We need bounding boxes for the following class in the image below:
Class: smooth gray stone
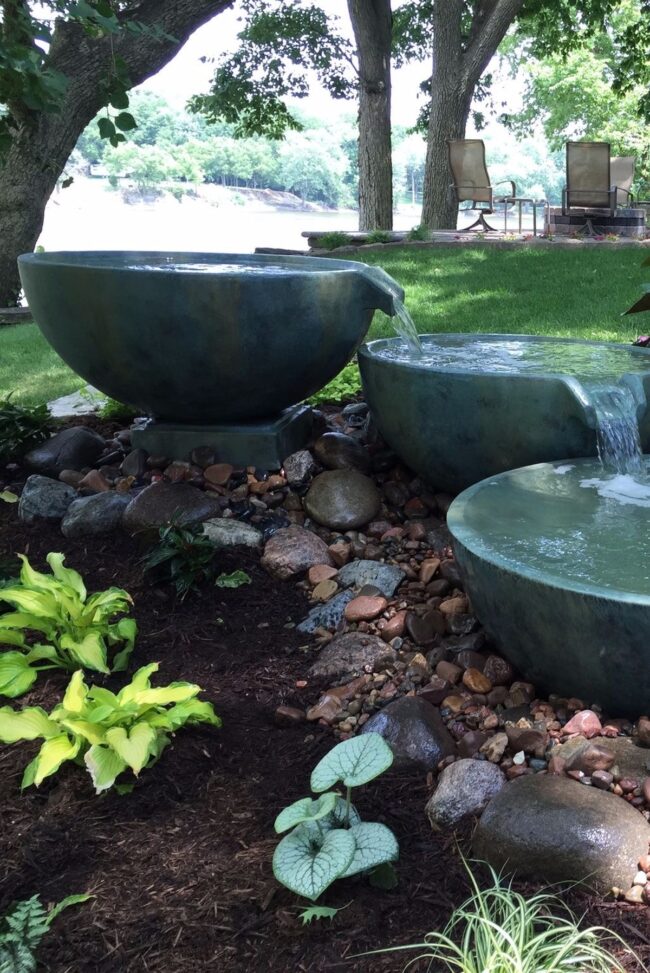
[18,475,77,524]
[336,559,405,597]
[298,589,356,634]
[122,481,220,534]
[308,631,393,679]
[61,492,129,537]
[473,774,650,893]
[202,518,263,548]
[19,251,402,424]
[25,426,105,477]
[261,525,333,580]
[313,432,371,473]
[304,469,381,531]
[361,697,456,771]
[426,758,506,830]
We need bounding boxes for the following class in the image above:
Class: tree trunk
[0,0,233,307]
[421,0,525,230]
[347,0,393,230]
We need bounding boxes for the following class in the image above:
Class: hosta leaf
[87,686,120,709]
[0,628,28,648]
[26,643,60,663]
[84,744,128,793]
[0,611,55,635]
[339,822,399,879]
[310,733,393,793]
[58,718,105,745]
[154,698,221,730]
[105,722,157,774]
[133,683,200,707]
[116,662,158,703]
[84,587,132,622]
[0,651,38,698]
[30,733,81,787]
[18,554,64,596]
[109,617,136,671]
[273,824,355,901]
[274,792,338,834]
[62,669,89,713]
[0,705,59,742]
[0,586,59,618]
[60,631,109,672]
[46,553,87,600]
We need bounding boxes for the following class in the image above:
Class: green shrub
[407,224,429,242]
[0,893,90,973]
[0,663,221,792]
[308,362,361,405]
[317,231,349,251]
[367,861,642,972]
[0,553,136,698]
[366,230,391,244]
[99,397,138,420]
[142,523,217,598]
[273,733,398,902]
[0,397,52,462]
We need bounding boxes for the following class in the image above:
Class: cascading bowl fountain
[359,333,650,493]
[447,458,650,715]
[18,250,402,466]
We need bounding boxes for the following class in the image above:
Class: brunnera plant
[272,733,398,902]
[0,553,136,698]
[0,663,221,793]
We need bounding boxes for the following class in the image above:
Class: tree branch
[462,0,524,86]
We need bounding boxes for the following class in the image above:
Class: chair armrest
[494,180,516,197]
[613,185,634,204]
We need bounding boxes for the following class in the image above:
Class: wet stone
[305,470,381,531]
[18,475,77,524]
[25,426,106,477]
[427,759,506,830]
[308,632,394,680]
[406,610,446,646]
[202,519,263,548]
[122,482,220,534]
[283,449,317,485]
[61,492,129,537]
[121,447,149,478]
[297,590,356,634]
[361,696,456,772]
[261,525,333,580]
[344,595,388,622]
[336,559,405,597]
[313,432,371,473]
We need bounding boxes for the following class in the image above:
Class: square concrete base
[131,405,313,469]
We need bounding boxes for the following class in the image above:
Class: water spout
[358,265,422,355]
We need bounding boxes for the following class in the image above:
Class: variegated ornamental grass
[0,663,221,793]
[0,553,136,697]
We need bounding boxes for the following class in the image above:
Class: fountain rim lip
[17,249,377,277]
[359,332,650,383]
[447,457,650,606]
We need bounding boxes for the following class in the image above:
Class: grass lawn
[1,245,647,406]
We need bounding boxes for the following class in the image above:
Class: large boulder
[261,525,333,580]
[361,697,456,772]
[61,492,130,537]
[25,426,106,476]
[473,774,650,893]
[308,631,393,679]
[122,482,220,534]
[426,759,506,831]
[18,475,77,524]
[304,470,381,530]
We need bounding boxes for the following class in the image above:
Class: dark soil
[0,508,648,973]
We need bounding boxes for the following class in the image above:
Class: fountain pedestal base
[131,404,313,469]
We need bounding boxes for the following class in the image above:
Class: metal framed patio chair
[611,155,635,206]
[562,141,615,217]
[447,139,516,232]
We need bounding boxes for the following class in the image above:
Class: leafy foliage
[215,570,252,589]
[317,231,349,251]
[272,733,398,901]
[308,363,361,405]
[0,397,52,463]
[407,224,429,242]
[0,893,90,973]
[298,905,340,925]
[0,553,136,698]
[142,523,219,598]
[367,860,640,972]
[98,397,137,420]
[366,230,392,245]
[0,663,221,792]
[624,253,650,315]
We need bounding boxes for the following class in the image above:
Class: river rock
[474,774,650,892]
[313,432,371,473]
[309,631,393,679]
[25,426,106,476]
[554,736,650,785]
[122,481,220,534]
[61,492,129,537]
[261,525,333,580]
[336,559,405,597]
[18,475,77,524]
[426,759,506,830]
[344,595,388,622]
[304,470,380,530]
[361,697,456,771]
[297,589,356,634]
[202,518,263,548]
[283,449,316,485]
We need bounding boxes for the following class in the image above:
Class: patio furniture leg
[464,211,498,232]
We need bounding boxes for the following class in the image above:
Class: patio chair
[611,155,635,207]
[447,139,516,232]
[562,141,615,217]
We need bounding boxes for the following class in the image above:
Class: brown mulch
[0,509,648,973]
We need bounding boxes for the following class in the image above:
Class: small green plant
[308,362,361,405]
[0,553,136,698]
[365,861,642,972]
[142,523,218,598]
[0,892,91,973]
[407,224,429,242]
[0,397,53,463]
[0,490,17,503]
[366,230,392,244]
[215,569,251,589]
[0,663,221,792]
[99,397,137,420]
[317,231,349,251]
[272,733,398,902]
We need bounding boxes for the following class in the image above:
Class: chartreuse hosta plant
[272,733,398,905]
[0,663,221,793]
[0,553,136,698]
